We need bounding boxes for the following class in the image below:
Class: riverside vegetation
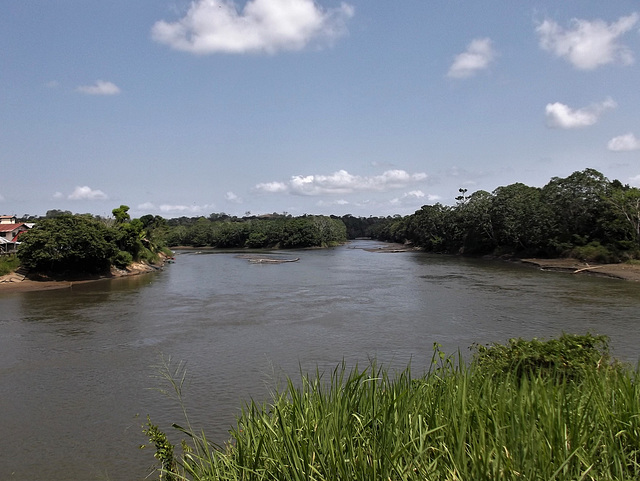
[9,168,640,278]
[12,209,347,277]
[143,334,640,481]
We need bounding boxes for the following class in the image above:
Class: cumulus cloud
[608,133,640,152]
[256,169,427,196]
[67,186,108,200]
[316,199,350,207]
[255,181,289,193]
[390,191,441,206]
[447,38,495,78]
[545,97,616,128]
[225,191,243,203]
[159,204,214,213]
[137,202,215,213]
[76,80,121,95]
[137,202,156,211]
[151,0,354,55]
[536,13,639,70]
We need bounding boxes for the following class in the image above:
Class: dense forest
[16,206,169,274]
[162,213,347,249]
[367,168,640,262]
[14,208,347,275]
[11,168,640,275]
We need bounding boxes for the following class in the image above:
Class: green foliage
[570,241,618,263]
[112,250,133,269]
[471,333,612,381]
[145,338,640,481]
[0,254,21,276]
[141,416,177,481]
[372,168,640,261]
[112,205,131,224]
[17,215,118,274]
[16,209,168,275]
[162,215,346,249]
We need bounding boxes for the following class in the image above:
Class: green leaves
[17,215,117,274]
[144,339,640,480]
[373,168,640,260]
[16,209,167,275]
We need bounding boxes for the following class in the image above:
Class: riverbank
[0,260,164,293]
[363,242,640,282]
[519,258,640,282]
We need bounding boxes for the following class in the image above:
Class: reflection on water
[1,241,639,481]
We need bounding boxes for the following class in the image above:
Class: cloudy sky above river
[2,1,640,218]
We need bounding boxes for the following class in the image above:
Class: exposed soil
[0,260,165,293]
[518,258,640,282]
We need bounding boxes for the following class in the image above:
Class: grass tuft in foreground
[0,254,20,276]
[144,334,640,481]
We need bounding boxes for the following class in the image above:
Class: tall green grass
[0,254,20,276]
[144,336,640,481]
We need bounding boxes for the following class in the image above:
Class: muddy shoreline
[0,261,163,293]
[3,247,640,294]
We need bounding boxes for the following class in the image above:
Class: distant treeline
[15,210,349,274]
[367,168,640,262]
[15,168,640,268]
[162,214,347,248]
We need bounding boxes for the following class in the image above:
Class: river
[1,240,639,481]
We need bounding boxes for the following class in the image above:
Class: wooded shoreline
[3,247,640,294]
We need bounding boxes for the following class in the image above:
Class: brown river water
[1,240,639,480]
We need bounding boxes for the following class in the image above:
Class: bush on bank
[143,334,640,481]
[0,254,20,276]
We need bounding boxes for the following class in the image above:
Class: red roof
[0,223,25,233]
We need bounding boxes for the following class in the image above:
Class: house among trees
[0,215,30,254]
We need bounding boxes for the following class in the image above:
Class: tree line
[17,206,168,275]
[13,168,640,275]
[368,168,640,262]
[163,214,347,249]
[15,209,347,275]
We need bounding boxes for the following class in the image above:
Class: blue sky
[2,1,640,218]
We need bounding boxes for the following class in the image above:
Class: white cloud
[137,202,156,211]
[76,80,121,95]
[254,181,289,193]
[225,191,243,203]
[152,0,354,55]
[390,190,441,206]
[545,97,616,128]
[405,190,426,199]
[447,38,495,78]
[256,169,427,196]
[68,186,108,200]
[53,192,64,199]
[316,199,349,207]
[629,175,640,187]
[608,133,640,152]
[536,13,639,70]
[159,204,214,213]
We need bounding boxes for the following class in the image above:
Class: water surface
[1,241,639,480]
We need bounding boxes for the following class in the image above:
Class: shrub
[112,250,133,269]
[144,342,640,481]
[17,215,118,274]
[0,255,20,276]
[471,333,612,381]
[570,241,617,263]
